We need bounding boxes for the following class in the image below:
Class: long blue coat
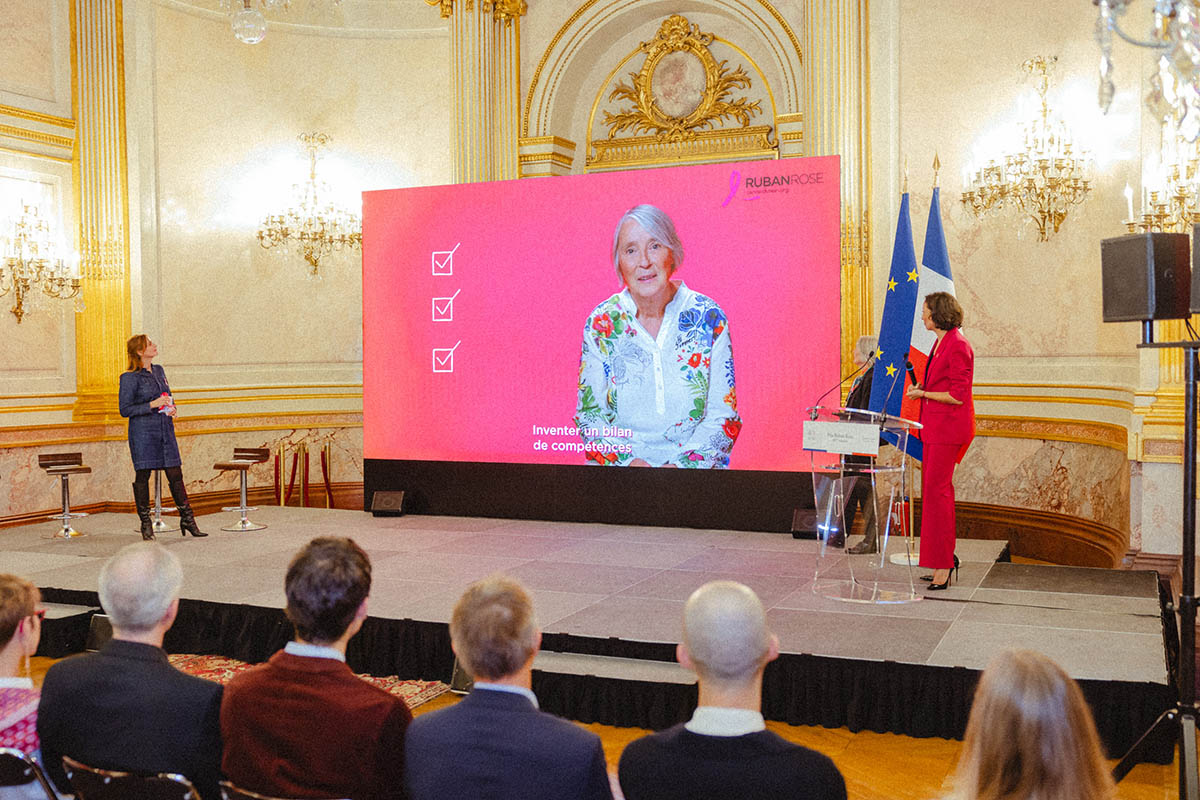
[118,365,182,470]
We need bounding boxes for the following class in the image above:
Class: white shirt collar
[0,677,34,689]
[284,640,346,662]
[684,706,766,737]
[472,681,539,709]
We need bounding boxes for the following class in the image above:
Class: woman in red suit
[906,292,975,591]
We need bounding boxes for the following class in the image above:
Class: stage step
[534,650,696,685]
[36,602,100,658]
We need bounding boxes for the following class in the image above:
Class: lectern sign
[802,421,880,457]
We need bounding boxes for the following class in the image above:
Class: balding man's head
[98,542,182,634]
[680,581,775,686]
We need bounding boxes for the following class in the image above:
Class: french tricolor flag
[869,187,957,462]
[907,187,957,443]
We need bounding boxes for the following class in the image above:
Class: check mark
[431,289,462,322]
[431,243,460,276]
[432,341,462,373]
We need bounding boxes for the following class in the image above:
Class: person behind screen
[843,335,879,554]
[949,649,1114,800]
[119,334,207,540]
[575,204,741,468]
[904,292,974,590]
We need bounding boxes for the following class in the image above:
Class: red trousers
[919,443,961,570]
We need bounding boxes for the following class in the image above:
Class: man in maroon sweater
[220,537,412,800]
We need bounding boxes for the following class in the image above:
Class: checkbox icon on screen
[432,341,461,373]
[431,243,460,276]
[432,289,461,322]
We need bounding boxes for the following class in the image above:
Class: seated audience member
[0,575,51,800]
[0,574,42,753]
[619,581,846,800]
[951,649,1114,800]
[405,576,612,800]
[220,537,411,800]
[37,543,222,800]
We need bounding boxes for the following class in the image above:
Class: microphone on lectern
[809,350,877,420]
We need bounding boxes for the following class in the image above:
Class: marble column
[803,0,871,370]
[73,0,131,421]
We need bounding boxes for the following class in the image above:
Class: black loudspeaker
[790,508,816,539]
[1192,225,1200,314]
[1101,232,1191,322]
[449,657,474,695]
[370,490,405,517]
[85,614,112,652]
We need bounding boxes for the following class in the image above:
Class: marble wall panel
[953,437,1130,535]
[0,421,363,518]
[143,3,450,388]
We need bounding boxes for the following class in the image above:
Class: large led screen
[363,157,842,472]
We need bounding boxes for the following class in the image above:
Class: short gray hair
[855,335,878,363]
[611,204,684,275]
[98,542,183,633]
[450,575,538,681]
[682,581,770,684]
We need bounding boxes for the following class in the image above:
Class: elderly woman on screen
[575,204,741,468]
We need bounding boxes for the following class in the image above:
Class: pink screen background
[363,156,842,471]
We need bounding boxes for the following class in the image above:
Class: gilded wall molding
[0,124,74,151]
[974,415,1128,452]
[585,15,777,171]
[72,0,133,422]
[425,0,527,24]
[0,104,75,129]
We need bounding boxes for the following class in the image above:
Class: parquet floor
[414,692,1182,800]
[29,657,1181,800]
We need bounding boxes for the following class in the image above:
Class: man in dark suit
[405,576,613,800]
[618,581,846,800]
[220,537,411,800]
[37,542,222,799]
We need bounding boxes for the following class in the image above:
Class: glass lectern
[803,405,922,604]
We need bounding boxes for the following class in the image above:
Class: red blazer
[220,651,412,800]
[919,327,975,453]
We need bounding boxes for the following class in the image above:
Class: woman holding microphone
[119,334,208,540]
[906,292,974,591]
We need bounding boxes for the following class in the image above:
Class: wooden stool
[214,448,270,531]
[39,452,91,539]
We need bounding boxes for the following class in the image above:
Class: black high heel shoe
[921,554,959,583]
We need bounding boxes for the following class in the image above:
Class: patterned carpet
[168,654,450,709]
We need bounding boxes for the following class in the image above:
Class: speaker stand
[1113,340,1199,800]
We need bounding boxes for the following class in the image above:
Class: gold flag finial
[903,155,909,194]
[933,153,941,187]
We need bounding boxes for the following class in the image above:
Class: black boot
[167,475,208,538]
[133,481,155,541]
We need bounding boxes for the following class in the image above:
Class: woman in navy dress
[119,334,207,540]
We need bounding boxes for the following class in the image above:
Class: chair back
[220,779,350,800]
[38,453,83,469]
[232,448,270,464]
[62,755,200,800]
[0,748,58,799]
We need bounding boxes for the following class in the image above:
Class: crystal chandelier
[1126,122,1200,232]
[220,0,343,45]
[257,132,362,277]
[961,57,1094,242]
[1095,0,1200,141]
[0,204,81,323]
